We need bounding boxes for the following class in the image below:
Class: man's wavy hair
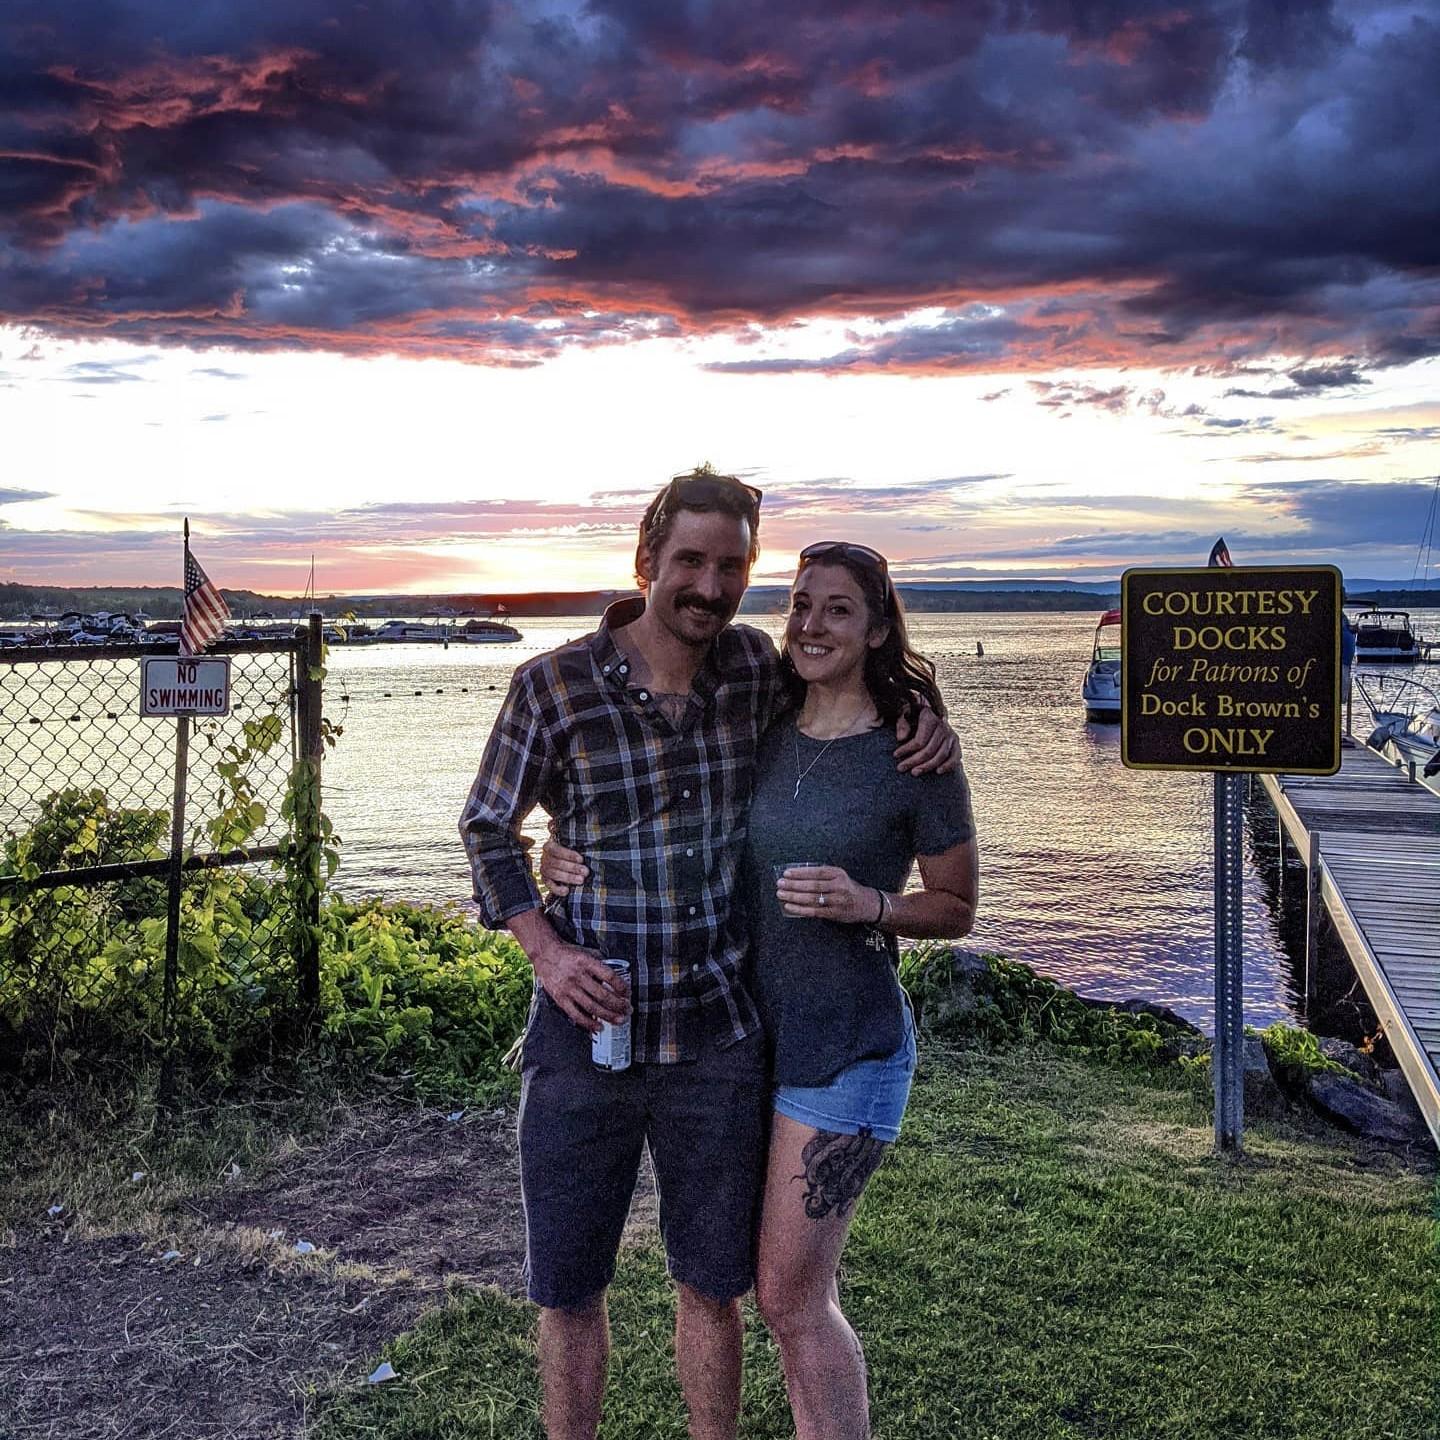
[779,552,945,728]
[634,465,762,591]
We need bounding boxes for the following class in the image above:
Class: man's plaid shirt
[460,597,782,1063]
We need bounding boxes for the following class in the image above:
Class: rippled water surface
[323,608,1440,1034]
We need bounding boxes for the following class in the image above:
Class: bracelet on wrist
[872,888,888,926]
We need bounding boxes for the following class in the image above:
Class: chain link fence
[0,628,324,1097]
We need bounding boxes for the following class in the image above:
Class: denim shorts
[772,1002,917,1143]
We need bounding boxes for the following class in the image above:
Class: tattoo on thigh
[794,1129,887,1221]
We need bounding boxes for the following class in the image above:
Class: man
[460,469,954,1440]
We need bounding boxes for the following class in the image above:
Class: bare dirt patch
[0,1230,423,1439]
[198,1105,529,1289]
[0,1101,640,1439]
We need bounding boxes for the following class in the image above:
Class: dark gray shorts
[517,989,768,1310]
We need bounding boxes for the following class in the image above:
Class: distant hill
[1,580,1116,619]
[3,574,1435,621]
[738,586,1115,614]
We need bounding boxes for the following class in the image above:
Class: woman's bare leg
[754,1112,888,1440]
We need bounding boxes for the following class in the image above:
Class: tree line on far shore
[5,580,1437,623]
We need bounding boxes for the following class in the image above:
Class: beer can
[591,959,632,1071]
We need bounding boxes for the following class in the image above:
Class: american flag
[180,545,230,656]
[1208,536,1233,568]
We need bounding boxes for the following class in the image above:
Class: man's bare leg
[675,1283,743,1440]
[538,1293,609,1440]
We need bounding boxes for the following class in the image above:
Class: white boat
[1082,609,1122,722]
[374,620,450,643]
[1354,671,1440,782]
[458,619,522,643]
[1351,608,1421,663]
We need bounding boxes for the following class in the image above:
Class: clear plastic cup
[772,862,821,917]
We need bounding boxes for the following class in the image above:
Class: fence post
[296,614,324,1028]
[158,713,191,1113]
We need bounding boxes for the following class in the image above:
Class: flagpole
[159,518,192,1112]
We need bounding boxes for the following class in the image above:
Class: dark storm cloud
[1235,476,1440,548]
[1190,414,1281,436]
[1,2,1437,371]
[1223,359,1375,401]
[1028,380,1134,413]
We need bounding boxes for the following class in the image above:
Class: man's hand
[540,837,590,897]
[532,940,630,1035]
[894,706,961,775]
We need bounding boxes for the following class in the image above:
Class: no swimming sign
[1121,566,1342,775]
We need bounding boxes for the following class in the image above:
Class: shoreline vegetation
[2,877,1436,1436]
[5,580,1439,621]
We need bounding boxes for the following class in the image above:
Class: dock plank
[1260,744,1440,1146]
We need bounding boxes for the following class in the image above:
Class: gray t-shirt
[742,714,975,1087]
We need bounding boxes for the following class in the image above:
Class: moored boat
[374,620,450,643]
[1082,609,1122,722]
[458,618,522,643]
[1351,608,1421,663]
[1354,671,1440,782]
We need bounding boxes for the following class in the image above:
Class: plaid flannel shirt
[460,597,782,1063]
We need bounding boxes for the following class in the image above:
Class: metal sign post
[1213,772,1245,1150]
[1121,564,1342,1156]
[142,653,230,1111]
[157,712,190,1113]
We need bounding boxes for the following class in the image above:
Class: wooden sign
[140,656,232,716]
[1121,566,1341,774]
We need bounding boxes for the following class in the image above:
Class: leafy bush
[318,896,532,1103]
[1,783,534,1102]
[1256,1021,1355,1087]
[900,943,1190,1066]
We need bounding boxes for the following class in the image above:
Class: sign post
[1122,565,1342,1153]
[1213,771,1245,1150]
[140,654,231,1109]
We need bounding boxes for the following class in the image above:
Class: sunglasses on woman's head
[798,541,889,576]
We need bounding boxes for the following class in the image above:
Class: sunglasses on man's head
[798,541,889,576]
[662,472,763,520]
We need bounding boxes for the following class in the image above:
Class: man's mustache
[674,593,730,618]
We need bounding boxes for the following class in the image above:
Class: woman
[744,540,977,1440]
[541,540,977,1438]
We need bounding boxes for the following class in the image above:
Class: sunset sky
[2,0,1437,594]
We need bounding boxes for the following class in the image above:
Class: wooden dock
[1259,744,1440,1144]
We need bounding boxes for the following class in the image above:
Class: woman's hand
[539,837,590,897]
[775,865,880,924]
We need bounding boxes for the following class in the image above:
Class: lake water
[322,608,1440,1038]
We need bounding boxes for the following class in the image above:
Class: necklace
[792,702,873,800]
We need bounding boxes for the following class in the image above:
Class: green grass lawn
[311,1043,1439,1440]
